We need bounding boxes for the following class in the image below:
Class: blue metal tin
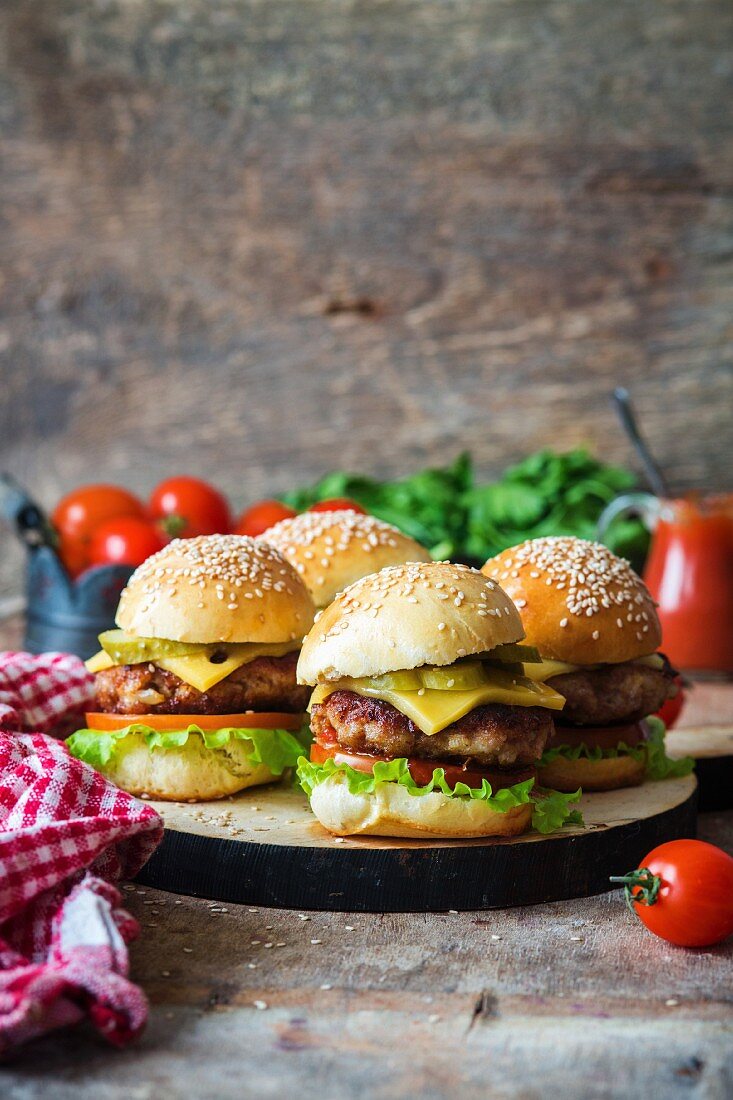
[24,546,132,659]
[1,475,133,659]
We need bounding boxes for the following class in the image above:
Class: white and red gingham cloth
[0,652,163,1053]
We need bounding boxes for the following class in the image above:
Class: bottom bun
[99,731,279,801]
[538,752,645,793]
[308,776,533,838]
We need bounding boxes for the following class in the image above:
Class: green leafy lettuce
[296,755,582,835]
[67,723,303,776]
[282,449,648,569]
[283,453,473,556]
[540,717,694,781]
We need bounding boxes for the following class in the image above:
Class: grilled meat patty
[311,690,552,767]
[94,651,309,715]
[547,661,676,726]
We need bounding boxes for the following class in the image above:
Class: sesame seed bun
[116,535,315,644]
[483,537,661,665]
[538,752,645,793]
[308,773,533,838]
[297,561,524,684]
[260,510,432,609]
[95,729,279,801]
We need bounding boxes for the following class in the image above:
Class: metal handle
[612,388,670,498]
[597,492,662,542]
[0,474,57,549]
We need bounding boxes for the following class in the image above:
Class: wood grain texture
[0,631,729,1097]
[1,1,732,602]
[136,776,697,910]
[4,813,732,1098]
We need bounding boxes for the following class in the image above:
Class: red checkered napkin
[0,653,163,1053]
[0,650,95,734]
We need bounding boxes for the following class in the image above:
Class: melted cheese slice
[154,653,252,693]
[86,650,116,673]
[86,641,297,694]
[310,674,565,737]
[522,658,581,682]
[523,652,664,682]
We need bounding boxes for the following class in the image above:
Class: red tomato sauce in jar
[643,495,733,674]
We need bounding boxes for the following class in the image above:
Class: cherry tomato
[52,485,145,575]
[656,676,686,729]
[235,500,297,537]
[611,839,733,947]
[308,498,366,515]
[53,485,144,544]
[149,477,232,538]
[57,535,92,579]
[89,517,165,569]
[310,742,534,791]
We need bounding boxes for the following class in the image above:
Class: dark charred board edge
[692,755,733,812]
[134,782,698,912]
[666,727,733,812]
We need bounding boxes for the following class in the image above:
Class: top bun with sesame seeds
[297,561,524,684]
[482,537,661,665]
[116,534,316,644]
[260,510,432,610]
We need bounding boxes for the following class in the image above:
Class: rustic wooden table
[3,615,732,1097]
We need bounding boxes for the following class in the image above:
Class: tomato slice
[85,711,303,731]
[550,721,646,752]
[656,676,685,729]
[310,741,535,791]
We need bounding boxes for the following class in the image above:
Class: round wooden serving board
[666,724,733,811]
[134,774,697,911]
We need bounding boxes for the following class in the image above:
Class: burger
[483,536,686,792]
[260,509,432,609]
[67,535,315,800]
[296,561,580,838]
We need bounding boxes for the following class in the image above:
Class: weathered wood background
[5,801,733,1099]
[1,0,732,599]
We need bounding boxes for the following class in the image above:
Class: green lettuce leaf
[296,756,583,833]
[67,723,303,776]
[643,716,695,780]
[281,448,648,569]
[530,787,584,834]
[540,716,694,781]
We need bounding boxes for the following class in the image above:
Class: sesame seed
[485,537,657,634]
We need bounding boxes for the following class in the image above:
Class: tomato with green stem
[149,477,231,538]
[610,839,733,947]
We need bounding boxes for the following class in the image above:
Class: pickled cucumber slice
[419,661,487,690]
[365,669,422,692]
[99,629,211,663]
[98,629,298,666]
[485,642,541,665]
